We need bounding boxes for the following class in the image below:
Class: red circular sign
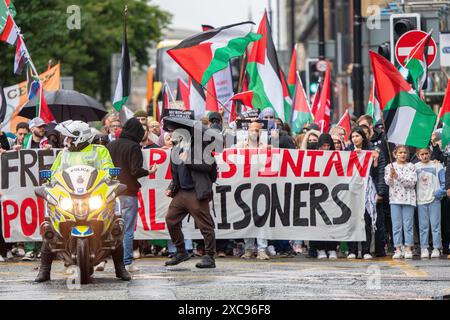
[395,30,437,67]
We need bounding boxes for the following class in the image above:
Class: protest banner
[1,64,60,132]
[1,148,371,242]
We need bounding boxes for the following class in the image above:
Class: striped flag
[189,78,206,120]
[36,84,55,124]
[26,64,40,101]
[0,13,17,45]
[370,51,436,148]
[439,79,450,149]
[291,72,313,134]
[205,76,219,113]
[246,11,285,121]
[176,78,190,110]
[337,109,351,141]
[314,61,331,133]
[287,46,297,96]
[14,36,28,75]
[367,80,381,123]
[405,30,432,92]
[112,28,131,112]
[168,22,262,86]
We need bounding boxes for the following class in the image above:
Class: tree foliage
[0,0,171,103]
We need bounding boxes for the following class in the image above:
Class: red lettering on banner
[323,151,345,177]
[347,151,372,177]
[20,198,37,237]
[137,191,150,231]
[149,149,167,179]
[304,151,324,177]
[2,200,18,239]
[280,150,304,177]
[148,189,165,230]
[258,148,280,177]
[241,148,259,178]
[37,197,45,225]
[221,149,237,179]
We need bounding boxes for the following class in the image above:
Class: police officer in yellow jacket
[35,120,131,282]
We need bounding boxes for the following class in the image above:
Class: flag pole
[201,84,232,115]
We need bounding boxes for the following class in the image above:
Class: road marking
[387,260,428,278]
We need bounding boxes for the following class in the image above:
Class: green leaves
[0,0,171,104]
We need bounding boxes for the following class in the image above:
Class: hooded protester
[258,107,276,130]
[300,129,321,150]
[107,118,157,272]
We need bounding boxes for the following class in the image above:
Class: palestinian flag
[291,72,313,134]
[36,85,55,123]
[167,22,262,86]
[337,109,351,141]
[176,78,190,110]
[370,51,436,148]
[189,78,206,120]
[227,91,253,123]
[314,61,331,133]
[205,76,219,113]
[287,46,297,96]
[281,69,293,123]
[439,79,450,149]
[112,29,131,112]
[0,13,17,45]
[367,80,381,123]
[246,12,285,121]
[405,30,432,92]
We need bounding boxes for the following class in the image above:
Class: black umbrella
[19,89,107,122]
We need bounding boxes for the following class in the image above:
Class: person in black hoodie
[163,117,218,269]
[107,118,157,271]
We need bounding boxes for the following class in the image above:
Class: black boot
[195,255,216,269]
[112,245,131,281]
[165,251,190,266]
[35,242,54,283]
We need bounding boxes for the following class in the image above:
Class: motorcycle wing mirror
[35,186,47,199]
[109,167,121,178]
[40,170,52,181]
[116,184,127,196]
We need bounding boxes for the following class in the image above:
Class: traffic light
[378,42,391,61]
[389,13,421,64]
[306,58,320,99]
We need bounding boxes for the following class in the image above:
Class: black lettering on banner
[309,183,331,226]
[332,184,352,225]
[1,151,19,189]
[38,149,56,171]
[270,183,291,227]
[252,184,270,228]
[20,150,38,187]
[293,183,309,226]
[233,183,252,230]
[216,185,231,230]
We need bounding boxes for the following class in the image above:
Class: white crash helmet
[55,120,94,146]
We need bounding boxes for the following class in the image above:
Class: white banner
[1,149,372,242]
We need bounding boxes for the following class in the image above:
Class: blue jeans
[168,239,193,254]
[391,204,415,248]
[244,238,267,251]
[418,200,442,249]
[119,196,139,266]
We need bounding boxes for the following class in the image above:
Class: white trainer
[317,250,327,260]
[267,245,277,257]
[347,253,357,259]
[363,254,373,260]
[431,249,441,259]
[95,261,107,271]
[328,251,338,260]
[133,249,141,260]
[404,251,413,259]
[0,255,4,262]
[420,248,430,259]
[125,263,140,272]
[392,251,403,259]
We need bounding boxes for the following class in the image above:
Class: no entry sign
[395,30,437,67]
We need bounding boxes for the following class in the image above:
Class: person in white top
[384,145,417,259]
[414,148,447,259]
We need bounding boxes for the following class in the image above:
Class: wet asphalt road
[1,254,450,300]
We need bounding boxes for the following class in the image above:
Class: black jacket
[168,137,217,201]
[107,118,148,196]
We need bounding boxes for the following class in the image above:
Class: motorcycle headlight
[89,195,103,211]
[60,197,73,211]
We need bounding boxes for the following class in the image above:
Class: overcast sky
[150,0,284,49]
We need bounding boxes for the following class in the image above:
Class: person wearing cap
[22,117,51,150]
[20,118,51,261]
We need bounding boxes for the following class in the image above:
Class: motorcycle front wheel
[76,238,91,284]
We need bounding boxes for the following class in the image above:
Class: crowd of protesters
[0,106,449,269]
